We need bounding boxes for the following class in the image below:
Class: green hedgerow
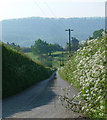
[59,32,106,119]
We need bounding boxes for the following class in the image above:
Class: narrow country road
[2,71,83,118]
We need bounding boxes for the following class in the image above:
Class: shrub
[59,33,106,119]
[2,43,52,98]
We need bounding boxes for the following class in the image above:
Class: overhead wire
[33,0,68,45]
[33,0,67,30]
[33,0,47,18]
[44,1,68,40]
[33,0,61,42]
[33,0,61,29]
[44,2,67,29]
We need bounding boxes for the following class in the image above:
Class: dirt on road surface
[2,71,83,118]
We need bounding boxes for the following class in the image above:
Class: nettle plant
[59,33,106,119]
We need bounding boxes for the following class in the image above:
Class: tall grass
[2,43,52,99]
[59,33,106,119]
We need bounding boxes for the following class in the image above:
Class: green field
[51,51,68,55]
[25,52,39,62]
[25,51,68,68]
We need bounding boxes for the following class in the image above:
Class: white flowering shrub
[59,34,106,119]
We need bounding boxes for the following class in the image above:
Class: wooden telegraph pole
[65,29,74,57]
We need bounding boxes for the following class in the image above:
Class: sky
[0,0,106,21]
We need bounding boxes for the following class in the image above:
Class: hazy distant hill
[2,17,104,47]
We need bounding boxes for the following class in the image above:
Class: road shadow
[2,77,57,118]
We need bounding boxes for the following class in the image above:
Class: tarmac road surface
[2,71,83,118]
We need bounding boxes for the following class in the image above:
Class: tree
[48,44,54,55]
[31,39,63,56]
[52,43,63,51]
[88,36,93,40]
[6,42,20,50]
[93,29,104,39]
[48,43,63,55]
[64,37,79,52]
[31,39,49,55]
[71,37,79,51]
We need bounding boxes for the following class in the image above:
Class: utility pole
[61,50,64,66]
[65,29,74,57]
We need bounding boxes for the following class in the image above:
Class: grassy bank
[2,43,52,99]
[59,33,106,119]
